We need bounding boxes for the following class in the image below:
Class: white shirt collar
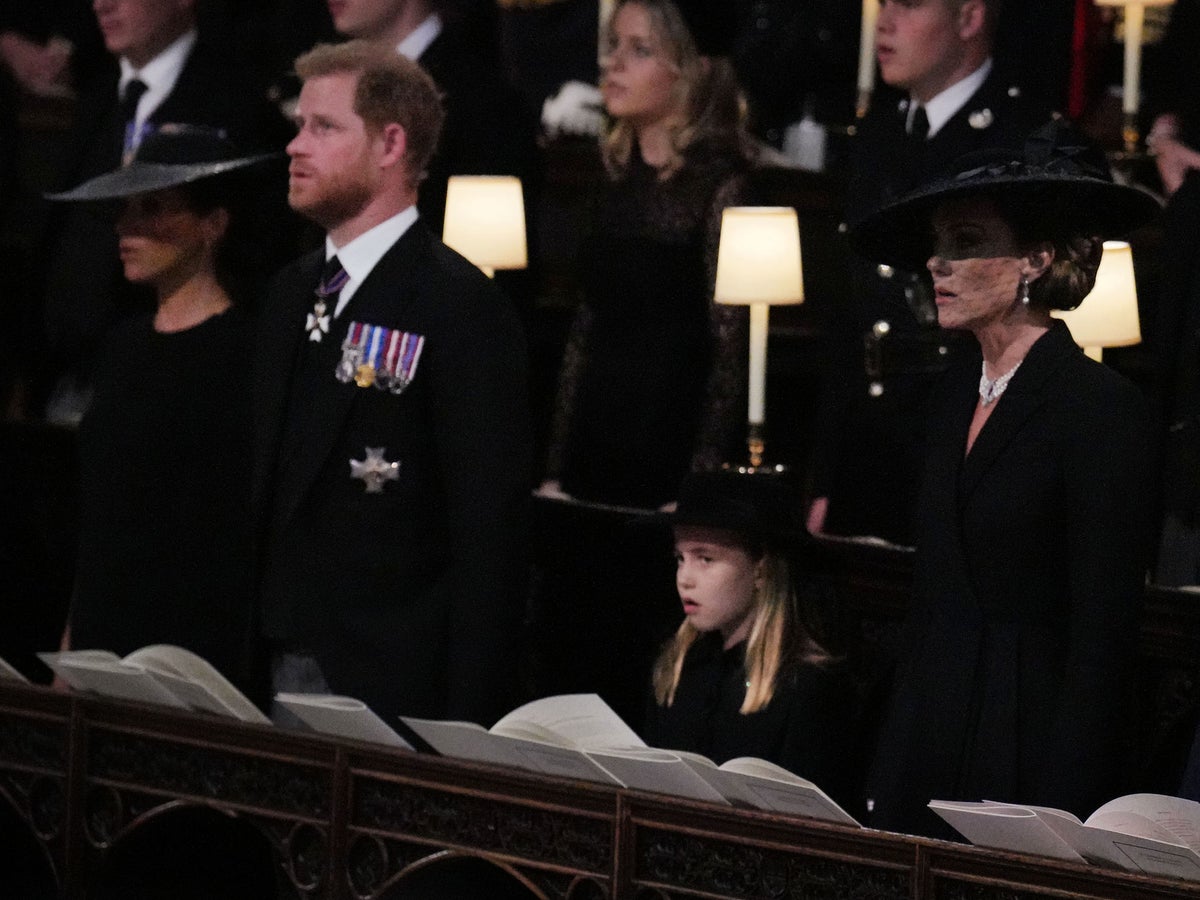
[119,29,197,130]
[325,206,420,318]
[914,58,992,139]
[396,13,442,60]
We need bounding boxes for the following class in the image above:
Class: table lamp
[714,207,804,468]
[442,175,528,278]
[1053,240,1140,362]
[1094,0,1175,153]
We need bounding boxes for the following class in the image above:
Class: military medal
[349,446,400,493]
[336,322,366,382]
[335,321,426,392]
[387,331,425,395]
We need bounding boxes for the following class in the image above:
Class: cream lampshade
[714,207,804,468]
[442,175,528,278]
[1053,240,1141,362]
[1093,0,1175,152]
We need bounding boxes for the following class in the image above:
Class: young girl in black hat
[643,469,858,807]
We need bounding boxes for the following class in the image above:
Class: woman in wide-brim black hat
[855,120,1162,839]
[48,125,278,700]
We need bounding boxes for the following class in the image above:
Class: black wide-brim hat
[851,119,1162,272]
[46,123,278,202]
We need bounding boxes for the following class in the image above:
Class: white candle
[1122,3,1144,116]
[748,303,769,426]
[599,0,616,61]
[857,0,880,97]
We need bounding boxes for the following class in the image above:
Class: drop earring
[1019,274,1030,305]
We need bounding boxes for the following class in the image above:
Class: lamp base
[729,423,789,474]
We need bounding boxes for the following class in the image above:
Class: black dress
[643,631,858,810]
[546,143,749,509]
[867,323,1152,838]
[71,308,257,687]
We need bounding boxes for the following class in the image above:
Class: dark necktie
[910,104,930,141]
[118,78,148,126]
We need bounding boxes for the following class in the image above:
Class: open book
[930,794,1200,880]
[400,693,858,824]
[39,645,269,724]
[675,753,859,826]
[274,693,413,748]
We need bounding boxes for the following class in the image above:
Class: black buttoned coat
[253,222,532,725]
[867,322,1153,837]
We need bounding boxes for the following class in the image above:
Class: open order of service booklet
[273,690,859,825]
[39,645,269,724]
[929,794,1200,880]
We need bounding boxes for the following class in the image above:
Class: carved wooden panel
[352,777,612,875]
[633,826,910,899]
[86,728,331,819]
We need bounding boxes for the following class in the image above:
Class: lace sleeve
[542,301,595,481]
[692,172,750,471]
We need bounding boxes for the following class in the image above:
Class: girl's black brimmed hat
[850,119,1162,272]
[46,123,278,202]
[664,469,817,555]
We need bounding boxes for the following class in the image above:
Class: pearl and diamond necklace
[979,360,1021,405]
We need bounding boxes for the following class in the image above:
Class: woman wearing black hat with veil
[852,121,1161,838]
[48,125,278,698]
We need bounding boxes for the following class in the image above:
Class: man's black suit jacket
[254,221,532,725]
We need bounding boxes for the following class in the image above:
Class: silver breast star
[349,447,400,493]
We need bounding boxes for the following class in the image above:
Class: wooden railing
[2,681,1200,899]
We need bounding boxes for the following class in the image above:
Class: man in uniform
[808,0,1054,543]
[254,40,531,725]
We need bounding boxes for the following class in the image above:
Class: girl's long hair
[600,0,751,179]
[652,547,833,714]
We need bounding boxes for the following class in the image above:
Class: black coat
[253,222,532,725]
[643,632,859,812]
[867,322,1152,837]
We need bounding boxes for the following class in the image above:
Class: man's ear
[378,122,407,168]
[957,0,986,41]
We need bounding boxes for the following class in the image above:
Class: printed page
[490,693,646,750]
[123,645,269,724]
[274,694,412,748]
[1061,816,1200,881]
[583,747,728,803]
[42,657,189,709]
[714,757,858,825]
[1087,794,1200,851]
[928,801,1084,862]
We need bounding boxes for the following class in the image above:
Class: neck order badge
[308,257,347,343]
